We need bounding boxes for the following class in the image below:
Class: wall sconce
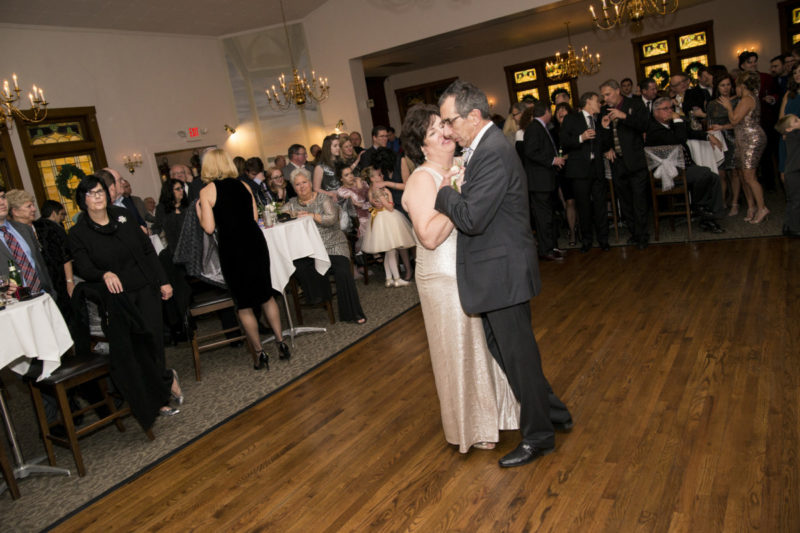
[224,124,236,135]
[735,47,758,57]
[487,97,496,110]
[122,153,142,174]
[334,119,346,134]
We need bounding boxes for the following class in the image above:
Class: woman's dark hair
[334,160,351,179]
[318,134,340,168]
[788,62,800,99]
[518,107,535,131]
[712,73,736,99]
[372,147,396,180]
[554,102,574,122]
[401,104,440,166]
[75,174,111,212]
[233,156,246,176]
[244,157,264,176]
[40,199,64,219]
[158,178,188,211]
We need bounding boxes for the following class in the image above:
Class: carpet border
[42,302,421,532]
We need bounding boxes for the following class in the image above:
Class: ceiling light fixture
[1,72,48,129]
[545,23,601,80]
[589,0,679,31]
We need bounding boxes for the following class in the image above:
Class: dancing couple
[401,81,572,467]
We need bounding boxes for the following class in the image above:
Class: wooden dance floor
[56,237,799,532]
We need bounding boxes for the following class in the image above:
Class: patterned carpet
[0,273,420,532]
[0,186,788,531]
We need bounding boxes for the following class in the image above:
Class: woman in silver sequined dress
[401,104,519,453]
[720,71,769,224]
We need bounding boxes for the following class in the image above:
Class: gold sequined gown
[734,94,767,170]
[412,167,519,453]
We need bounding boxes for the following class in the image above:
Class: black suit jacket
[523,119,558,192]
[435,124,541,314]
[644,118,709,167]
[560,111,602,180]
[0,220,54,296]
[600,96,649,173]
[683,86,711,116]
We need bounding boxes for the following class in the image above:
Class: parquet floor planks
[54,237,799,532]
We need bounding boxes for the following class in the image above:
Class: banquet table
[260,216,331,343]
[0,293,73,498]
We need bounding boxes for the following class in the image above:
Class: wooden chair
[287,276,335,326]
[649,167,692,241]
[186,288,253,381]
[28,351,154,477]
[0,426,20,499]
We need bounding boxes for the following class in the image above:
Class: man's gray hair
[438,80,490,119]
[653,96,672,109]
[599,79,620,91]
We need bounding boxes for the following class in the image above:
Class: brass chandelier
[265,0,329,111]
[545,23,601,80]
[1,73,48,129]
[589,0,679,31]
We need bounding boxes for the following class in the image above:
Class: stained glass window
[642,40,669,58]
[681,55,709,79]
[645,63,671,89]
[514,69,537,83]
[794,33,800,44]
[37,154,94,227]
[793,7,800,24]
[516,88,540,102]
[679,32,707,50]
[27,122,85,145]
[548,83,572,103]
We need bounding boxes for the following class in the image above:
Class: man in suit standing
[523,101,566,261]
[282,144,311,197]
[638,78,659,115]
[357,126,389,172]
[599,79,650,249]
[0,187,54,297]
[435,80,571,468]
[560,92,610,252]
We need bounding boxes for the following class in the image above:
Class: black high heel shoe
[254,351,269,370]
[277,341,291,360]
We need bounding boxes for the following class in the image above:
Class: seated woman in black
[196,149,290,369]
[69,175,183,424]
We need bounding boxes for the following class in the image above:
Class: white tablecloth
[0,293,72,379]
[687,130,726,174]
[262,216,330,291]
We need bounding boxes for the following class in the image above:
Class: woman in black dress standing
[196,149,289,369]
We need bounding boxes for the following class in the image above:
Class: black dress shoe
[540,253,560,262]
[254,351,269,370]
[498,442,555,468]
[600,242,610,251]
[553,418,574,432]
[277,341,291,360]
[784,227,800,238]
[580,242,592,253]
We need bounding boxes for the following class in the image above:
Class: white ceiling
[1,0,711,76]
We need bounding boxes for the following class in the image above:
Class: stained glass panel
[548,83,572,104]
[794,33,800,44]
[513,68,537,84]
[516,88,540,102]
[681,55,709,80]
[642,40,669,58]
[679,31,707,50]
[645,63,671,89]
[793,7,800,24]
[37,154,94,227]
[27,122,85,145]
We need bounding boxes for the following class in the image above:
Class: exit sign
[187,127,200,138]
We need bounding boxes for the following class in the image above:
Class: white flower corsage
[117,215,127,223]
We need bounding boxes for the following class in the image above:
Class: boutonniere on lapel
[117,215,127,224]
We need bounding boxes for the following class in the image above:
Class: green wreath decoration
[649,68,670,90]
[55,164,85,200]
[684,61,705,82]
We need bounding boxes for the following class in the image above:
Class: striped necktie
[0,226,42,293]
[462,147,474,166]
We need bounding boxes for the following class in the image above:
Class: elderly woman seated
[283,168,366,324]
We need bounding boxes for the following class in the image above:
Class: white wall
[382,0,783,127]
[0,24,237,200]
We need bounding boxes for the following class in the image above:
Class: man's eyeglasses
[441,115,463,128]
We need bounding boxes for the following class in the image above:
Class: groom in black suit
[435,81,571,468]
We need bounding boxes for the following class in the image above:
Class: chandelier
[545,23,601,80]
[589,0,679,31]
[265,0,329,111]
[1,73,48,129]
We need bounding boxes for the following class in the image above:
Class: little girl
[360,165,416,287]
